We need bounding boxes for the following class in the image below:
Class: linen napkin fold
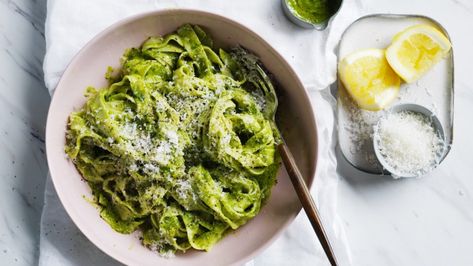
[40,0,361,265]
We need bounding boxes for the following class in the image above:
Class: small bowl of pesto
[282,0,343,30]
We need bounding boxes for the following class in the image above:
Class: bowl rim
[45,8,319,265]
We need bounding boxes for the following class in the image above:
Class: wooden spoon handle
[278,143,338,266]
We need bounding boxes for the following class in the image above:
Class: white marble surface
[0,0,49,265]
[1,0,472,265]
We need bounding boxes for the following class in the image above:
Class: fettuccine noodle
[65,24,280,256]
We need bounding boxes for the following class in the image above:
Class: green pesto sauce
[287,0,336,24]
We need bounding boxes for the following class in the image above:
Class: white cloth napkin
[40,0,361,265]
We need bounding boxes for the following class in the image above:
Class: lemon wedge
[386,24,451,83]
[339,49,401,111]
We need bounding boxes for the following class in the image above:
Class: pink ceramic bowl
[46,9,318,266]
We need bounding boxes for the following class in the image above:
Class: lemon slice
[339,49,401,111]
[386,24,452,83]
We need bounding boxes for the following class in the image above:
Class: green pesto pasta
[65,24,280,256]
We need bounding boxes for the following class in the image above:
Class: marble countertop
[1,0,472,265]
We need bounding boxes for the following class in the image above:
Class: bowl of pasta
[46,9,318,266]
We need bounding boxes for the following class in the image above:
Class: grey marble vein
[450,0,473,13]
[0,0,49,265]
[4,0,45,38]
[5,48,43,82]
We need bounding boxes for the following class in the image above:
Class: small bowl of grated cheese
[373,104,447,178]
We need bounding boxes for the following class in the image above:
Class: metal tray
[337,14,454,174]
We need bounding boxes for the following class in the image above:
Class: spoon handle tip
[278,143,338,266]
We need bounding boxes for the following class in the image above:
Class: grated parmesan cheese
[375,110,444,176]
[153,140,172,164]
[129,163,138,172]
[165,130,179,145]
[175,179,192,200]
[341,94,381,167]
[159,250,175,259]
[143,163,160,174]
